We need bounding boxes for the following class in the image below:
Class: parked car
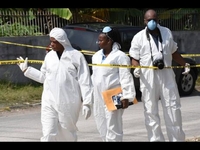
[59,22,198,97]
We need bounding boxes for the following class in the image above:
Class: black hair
[106,28,122,46]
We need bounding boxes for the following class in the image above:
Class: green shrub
[0,22,43,37]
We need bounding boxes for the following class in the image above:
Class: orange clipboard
[102,87,138,111]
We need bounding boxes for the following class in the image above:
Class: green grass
[0,74,199,111]
[0,81,42,109]
[196,75,200,87]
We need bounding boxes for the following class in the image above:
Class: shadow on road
[190,89,200,96]
[181,86,200,98]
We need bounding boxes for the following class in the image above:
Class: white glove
[182,63,190,75]
[133,68,140,78]
[82,105,91,120]
[16,56,28,72]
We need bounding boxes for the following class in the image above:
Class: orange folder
[102,87,138,111]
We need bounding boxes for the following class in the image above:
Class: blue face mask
[147,20,157,30]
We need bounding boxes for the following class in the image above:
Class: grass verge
[0,81,42,109]
[0,74,199,110]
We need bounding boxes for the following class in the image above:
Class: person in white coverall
[16,27,93,141]
[91,26,136,141]
[129,9,190,142]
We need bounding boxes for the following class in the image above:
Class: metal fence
[0,9,200,37]
[125,9,200,31]
[0,10,70,36]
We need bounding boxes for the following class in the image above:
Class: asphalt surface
[0,88,200,142]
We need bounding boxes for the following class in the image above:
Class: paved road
[0,90,200,142]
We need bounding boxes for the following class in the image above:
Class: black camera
[153,59,164,69]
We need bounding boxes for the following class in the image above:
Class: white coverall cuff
[120,97,134,103]
[82,102,92,108]
[24,66,44,84]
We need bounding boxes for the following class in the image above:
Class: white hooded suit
[24,28,93,141]
[129,24,185,141]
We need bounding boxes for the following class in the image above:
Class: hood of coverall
[49,27,72,49]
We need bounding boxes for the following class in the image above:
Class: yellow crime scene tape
[0,40,200,69]
[0,60,44,65]
[81,50,200,58]
[88,63,200,69]
[1,59,200,70]
[0,41,48,50]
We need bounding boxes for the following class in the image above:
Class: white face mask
[147,20,157,30]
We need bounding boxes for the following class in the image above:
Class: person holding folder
[91,26,136,142]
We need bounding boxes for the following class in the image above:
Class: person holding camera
[129,9,190,142]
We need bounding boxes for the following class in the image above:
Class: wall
[0,31,200,84]
[0,36,49,84]
[172,31,200,64]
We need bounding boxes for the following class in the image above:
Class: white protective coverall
[24,28,93,141]
[129,24,185,141]
[91,42,136,141]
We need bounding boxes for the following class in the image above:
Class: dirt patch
[190,86,200,96]
[186,137,200,142]
[195,86,200,92]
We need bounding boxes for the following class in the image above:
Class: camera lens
[153,59,164,70]
[157,63,164,69]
